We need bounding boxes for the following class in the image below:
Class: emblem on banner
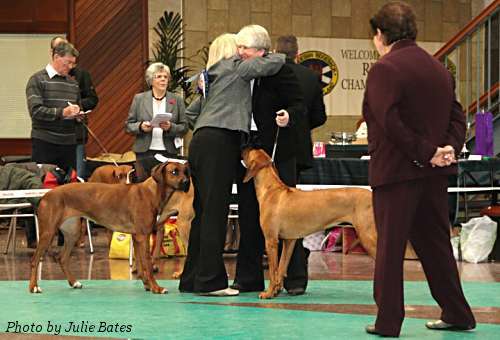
[297,50,339,95]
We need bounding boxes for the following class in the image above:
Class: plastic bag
[458,216,497,263]
[109,232,131,259]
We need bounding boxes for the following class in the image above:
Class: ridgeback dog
[29,161,190,294]
[241,148,378,299]
[77,164,134,247]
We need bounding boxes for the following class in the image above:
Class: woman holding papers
[125,62,188,181]
[179,33,285,296]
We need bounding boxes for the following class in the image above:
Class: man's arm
[308,80,326,129]
[78,70,99,111]
[275,64,305,127]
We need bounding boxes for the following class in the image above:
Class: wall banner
[297,37,443,116]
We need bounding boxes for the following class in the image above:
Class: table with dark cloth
[298,157,500,224]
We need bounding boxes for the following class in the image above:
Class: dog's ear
[151,163,168,183]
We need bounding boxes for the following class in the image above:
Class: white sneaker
[199,288,239,296]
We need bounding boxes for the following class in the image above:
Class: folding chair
[1,202,39,255]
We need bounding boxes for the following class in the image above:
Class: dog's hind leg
[277,239,297,294]
[259,237,279,299]
[29,212,58,293]
[151,226,163,273]
[58,217,83,289]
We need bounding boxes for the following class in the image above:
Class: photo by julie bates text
[5,320,132,335]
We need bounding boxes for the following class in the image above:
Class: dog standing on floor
[241,148,380,299]
[29,162,190,295]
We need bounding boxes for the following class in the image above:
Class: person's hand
[141,121,153,132]
[63,103,80,117]
[275,109,289,127]
[430,145,456,167]
[159,121,171,131]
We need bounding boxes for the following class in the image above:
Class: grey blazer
[186,53,285,134]
[125,90,188,154]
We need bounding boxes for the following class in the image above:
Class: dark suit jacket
[362,40,465,187]
[286,59,326,170]
[70,67,99,144]
[252,63,305,162]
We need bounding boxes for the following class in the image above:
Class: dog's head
[89,164,134,184]
[113,165,134,184]
[152,161,191,194]
[241,148,273,182]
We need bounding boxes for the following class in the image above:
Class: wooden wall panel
[0,0,68,33]
[0,0,147,157]
[72,0,148,156]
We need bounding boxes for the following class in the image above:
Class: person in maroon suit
[362,2,476,337]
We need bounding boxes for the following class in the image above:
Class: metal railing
[435,1,499,128]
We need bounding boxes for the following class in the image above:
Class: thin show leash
[271,127,280,162]
[80,120,119,167]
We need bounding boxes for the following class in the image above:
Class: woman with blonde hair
[180,33,285,296]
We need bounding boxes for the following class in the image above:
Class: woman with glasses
[125,62,188,181]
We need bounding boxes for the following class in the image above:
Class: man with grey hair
[26,41,82,171]
[232,24,309,296]
[50,36,99,179]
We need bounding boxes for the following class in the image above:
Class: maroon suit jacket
[362,39,466,187]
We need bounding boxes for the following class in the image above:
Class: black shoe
[287,287,305,296]
[425,320,475,331]
[229,283,262,292]
[365,325,399,337]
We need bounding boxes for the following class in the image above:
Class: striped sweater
[26,69,80,145]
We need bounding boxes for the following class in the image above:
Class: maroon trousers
[372,175,475,336]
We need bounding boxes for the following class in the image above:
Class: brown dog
[29,161,190,294]
[77,164,134,248]
[241,148,379,299]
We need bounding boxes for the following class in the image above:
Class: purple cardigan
[362,39,466,187]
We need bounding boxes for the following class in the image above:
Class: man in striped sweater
[26,41,82,171]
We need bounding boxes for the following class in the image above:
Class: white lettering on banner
[298,38,443,116]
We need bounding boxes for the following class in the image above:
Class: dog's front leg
[259,237,279,299]
[134,234,167,294]
[277,239,297,293]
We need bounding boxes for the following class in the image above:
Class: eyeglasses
[60,58,76,68]
[154,74,169,80]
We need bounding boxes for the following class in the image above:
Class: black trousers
[234,156,309,291]
[135,150,178,182]
[372,176,475,336]
[179,127,242,293]
[31,138,76,170]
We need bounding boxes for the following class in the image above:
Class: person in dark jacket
[51,36,99,179]
[275,35,327,174]
[231,25,308,296]
[362,2,475,337]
